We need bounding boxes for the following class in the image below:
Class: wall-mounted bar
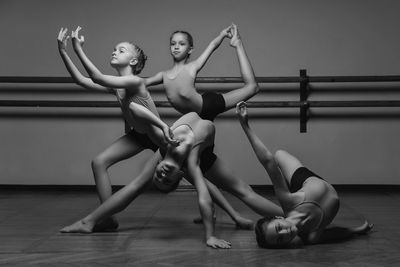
[1,71,400,132]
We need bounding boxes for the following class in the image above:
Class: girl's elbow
[91,76,102,84]
[248,82,259,95]
[74,79,85,87]
[253,83,260,94]
[91,73,104,84]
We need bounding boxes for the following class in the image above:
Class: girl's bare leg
[273,150,303,185]
[222,26,259,110]
[91,133,146,203]
[90,134,147,231]
[61,153,161,233]
[204,158,284,217]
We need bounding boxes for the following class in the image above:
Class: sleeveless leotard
[115,90,159,133]
[290,167,340,234]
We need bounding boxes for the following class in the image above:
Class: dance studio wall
[1,0,400,185]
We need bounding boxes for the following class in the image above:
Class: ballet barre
[1,69,400,132]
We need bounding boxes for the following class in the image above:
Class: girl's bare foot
[357,221,374,234]
[60,220,94,233]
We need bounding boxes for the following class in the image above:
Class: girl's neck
[173,58,189,68]
[116,66,133,77]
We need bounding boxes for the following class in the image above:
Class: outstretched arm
[57,28,111,93]
[144,71,163,87]
[191,25,232,73]
[187,148,231,249]
[129,102,178,146]
[236,102,292,208]
[71,26,142,90]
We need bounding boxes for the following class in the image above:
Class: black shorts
[127,128,158,152]
[200,92,226,121]
[290,167,323,193]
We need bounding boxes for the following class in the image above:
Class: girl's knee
[274,150,288,164]
[233,183,255,199]
[91,154,109,170]
[274,149,303,177]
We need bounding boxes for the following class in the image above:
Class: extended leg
[222,25,259,110]
[204,158,283,217]
[60,152,161,233]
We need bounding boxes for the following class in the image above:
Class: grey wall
[1,0,400,185]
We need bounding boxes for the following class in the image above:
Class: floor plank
[0,188,399,266]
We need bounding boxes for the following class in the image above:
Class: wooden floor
[0,187,399,266]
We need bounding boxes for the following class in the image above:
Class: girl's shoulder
[193,118,215,141]
[176,112,213,131]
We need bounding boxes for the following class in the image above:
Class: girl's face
[110,42,137,68]
[263,218,298,246]
[155,159,180,181]
[170,33,192,61]
[154,135,193,187]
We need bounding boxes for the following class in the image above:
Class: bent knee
[274,150,288,163]
[91,155,110,170]
[233,183,256,199]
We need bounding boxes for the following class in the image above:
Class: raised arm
[129,102,178,146]
[236,102,292,207]
[57,28,111,92]
[190,25,232,73]
[70,26,142,90]
[144,71,163,87]
[186,147,231,249]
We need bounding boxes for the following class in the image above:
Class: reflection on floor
[0,187,398,266]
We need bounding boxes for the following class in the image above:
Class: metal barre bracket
[300,69,309,133]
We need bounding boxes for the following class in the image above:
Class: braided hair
[129,43,147,75]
